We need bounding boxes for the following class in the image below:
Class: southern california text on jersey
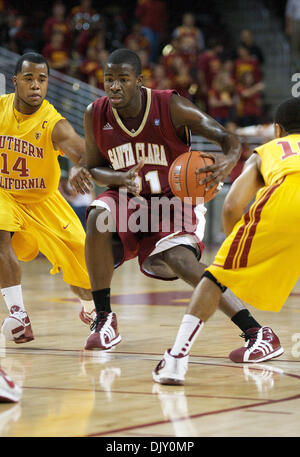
[0,93,65,203]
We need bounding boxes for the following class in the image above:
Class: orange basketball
[168,151,218,204]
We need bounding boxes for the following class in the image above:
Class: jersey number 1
[135,170,162,194]
[277,141,300,160]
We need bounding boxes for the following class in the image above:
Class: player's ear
[274,123,285,138]
[13,75,17,88]
[137,74,143,87]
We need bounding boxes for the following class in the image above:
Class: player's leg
[0,205,34,343]
[84,206,122,350]
[152,272,221,385]
[155,244,262,333]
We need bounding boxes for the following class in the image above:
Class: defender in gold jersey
[153,98,300,384]
[0,52,94,344]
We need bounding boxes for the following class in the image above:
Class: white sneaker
[0,369,22,403]
[152,349,189,385]
[1,306,34,344]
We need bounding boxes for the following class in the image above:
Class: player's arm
[222,153,265,236]
[52,118,93,194]
[84,103,143,195]
[170,94,242,189]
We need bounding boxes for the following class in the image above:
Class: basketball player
[0,52,94,344]
[79,49,280,358]
[153,98,299,385]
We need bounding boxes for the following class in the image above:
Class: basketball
[168,151,218,204]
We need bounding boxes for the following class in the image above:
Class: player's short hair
[274,97,300,133]
[14,52,50,76]
[105,48,142,76]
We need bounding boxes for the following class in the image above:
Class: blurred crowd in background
[2,0,291,230]
[0,0,269,130]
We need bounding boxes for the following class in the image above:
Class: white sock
[79,299,95,313]
[170,314,204,357]
[1,285,25,312]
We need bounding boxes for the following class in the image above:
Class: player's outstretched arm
[222,153,264,236]
[52,118,93,194]
[170,94,242,189]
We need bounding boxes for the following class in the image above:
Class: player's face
[104,63,142,110]
[13,61,48,110]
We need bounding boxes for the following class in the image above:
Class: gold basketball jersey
[255,134,300,186]
[0,93,65,203]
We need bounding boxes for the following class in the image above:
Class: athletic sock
[231,309,262,333]
[92,288,111,314]
[170,314,204,357]
[1,285,25,312]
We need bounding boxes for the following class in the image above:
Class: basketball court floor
[0,250,299,438]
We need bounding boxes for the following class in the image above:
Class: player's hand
[195,152,236,190]
[122,160,144,195]
[68,165,93,194]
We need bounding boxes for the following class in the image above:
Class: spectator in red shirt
[87,48,109,90]
[135,0,168,63]
[207,70,235,125]
[42,1,72,50]
[78,45,100,83]
[124,22,150,56]
[42,30,71,74]
[197,38,224,92]
[172,12,205,52]
[234,45,262,83]
[151,64,172,89]
[239,29,264,65]
[236,71,265,126]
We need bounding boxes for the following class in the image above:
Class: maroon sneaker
[229,326,284,363]
[1,306,34,344]
[85,312,122,350]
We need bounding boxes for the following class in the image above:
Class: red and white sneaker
[229,326,284,363]
[152,349,189,386]
[85,311,121,350]
[1,306,34,344]
[0,369,22,402]
[79,306,96,325]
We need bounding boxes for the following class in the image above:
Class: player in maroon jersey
[72,49,265,355]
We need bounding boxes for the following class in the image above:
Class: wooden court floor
[0,251,300,438]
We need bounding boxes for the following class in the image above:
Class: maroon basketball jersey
[92,87,191,198]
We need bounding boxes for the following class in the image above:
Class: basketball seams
[185,150,193,198]
[168,150,217,204]
[202,155,208,201]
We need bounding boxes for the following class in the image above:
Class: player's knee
[86,207,114,240]
[162,245,197,268]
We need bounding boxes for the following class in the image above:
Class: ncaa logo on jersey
[34,131,42,140]
[154,119,160,126]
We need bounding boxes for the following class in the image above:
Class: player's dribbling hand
[122,160,144,196]
[68,165,93,194]
[196,152,236,191]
